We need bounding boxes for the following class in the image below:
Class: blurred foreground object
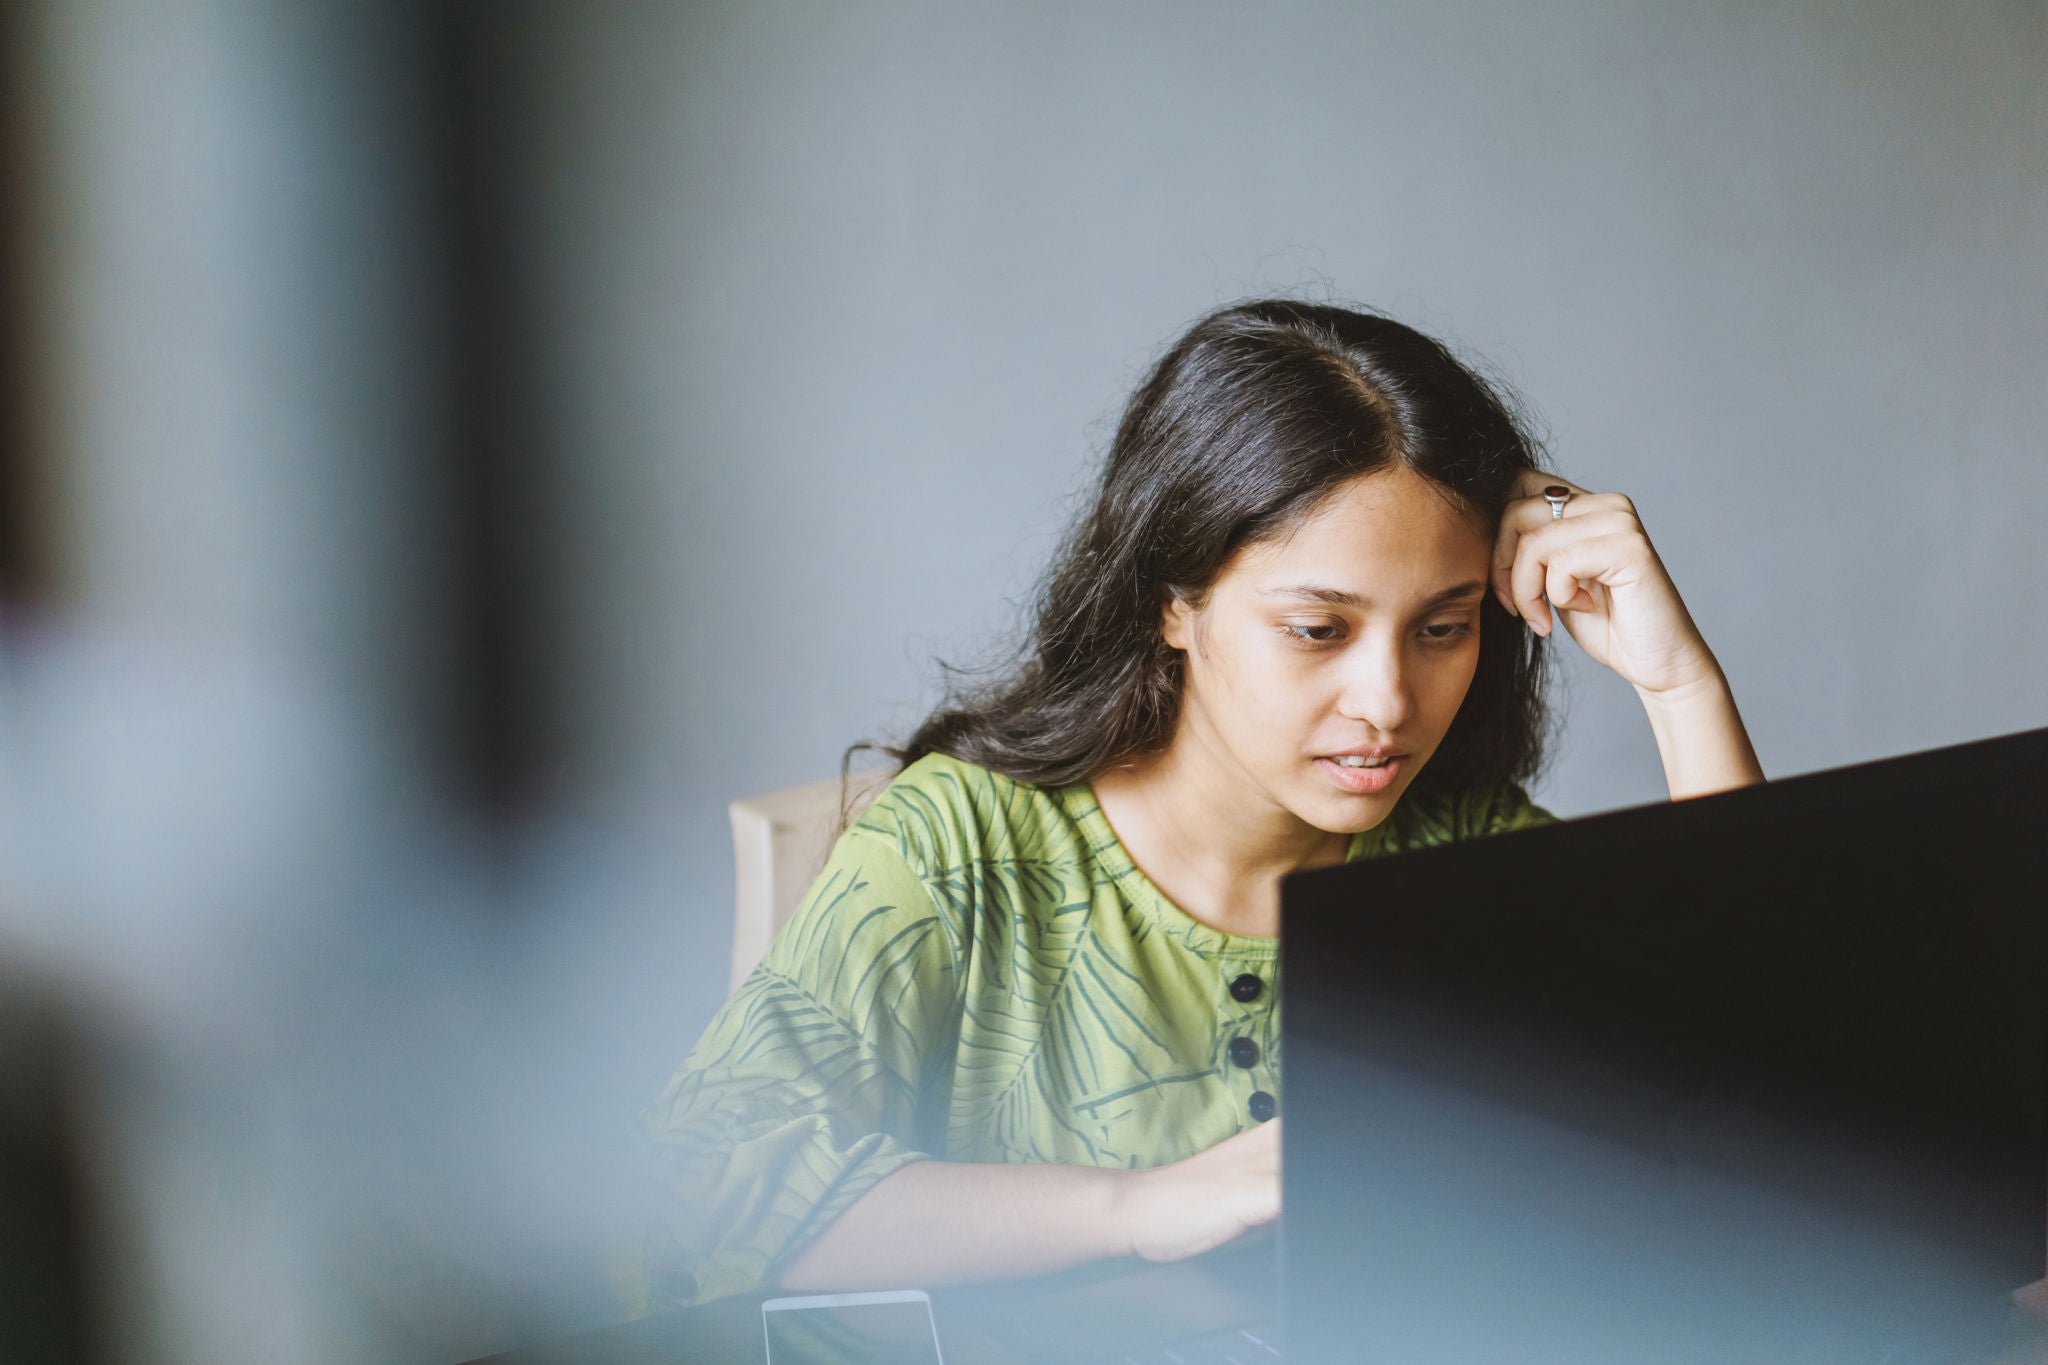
[0,2,636,1361]
[0,973,96,1365]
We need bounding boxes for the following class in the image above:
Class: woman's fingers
[1125,1119,1282,1262]
[1494,490,1634,567]
[1501,507,1639,635]
[1545,532,1642,617]
[1493,475,1594,616]
[1495,474,1725,695]
[1544,555,1595,619]
[1506,529,1554,632]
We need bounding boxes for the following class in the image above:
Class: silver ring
[1543,484,1572,520]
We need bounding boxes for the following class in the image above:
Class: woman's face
[1161,465,1494,836]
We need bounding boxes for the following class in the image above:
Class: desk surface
[464,1298,1082,1365]
[464,1246,1279,1365]
[467,1262,2048,1365]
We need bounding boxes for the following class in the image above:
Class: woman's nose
[1335,636,1413,733]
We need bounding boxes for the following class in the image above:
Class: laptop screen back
[1281,728,2048,1364]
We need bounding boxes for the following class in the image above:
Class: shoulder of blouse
[848,752,1063,878]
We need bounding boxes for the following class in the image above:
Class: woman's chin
[1294,788,1400,836]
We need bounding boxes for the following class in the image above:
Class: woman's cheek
[1430,646,1484,724]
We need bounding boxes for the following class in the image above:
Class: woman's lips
[1315,755,1403,794]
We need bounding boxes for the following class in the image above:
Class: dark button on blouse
[1228,1036,1260,1069]
[1248,1090,1278,1122]
[1228,972,1264,1003]
[649,1248,699,1306]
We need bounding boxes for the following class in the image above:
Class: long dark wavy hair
[878,298,1553,808]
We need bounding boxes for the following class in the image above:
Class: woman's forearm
[775,1159,1133,1292]
[1637,665,1765,800]
[777,1121,1280,1292]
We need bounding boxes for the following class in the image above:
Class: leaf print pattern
[632,754,1553,1310]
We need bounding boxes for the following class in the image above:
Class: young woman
[632,300,1762,1310]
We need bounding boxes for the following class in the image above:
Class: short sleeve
[1460,782,1557,837]
[632,827,958,1309]
[1392,782,1558,848]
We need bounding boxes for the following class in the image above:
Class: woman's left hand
[1491,471,1719,699]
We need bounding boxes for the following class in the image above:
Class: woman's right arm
[640,815,1280,1307]
[778,1119,1282,1291]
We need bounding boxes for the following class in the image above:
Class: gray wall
[516,0,2048,1061]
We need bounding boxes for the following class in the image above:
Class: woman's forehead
[1232,469,1490,584]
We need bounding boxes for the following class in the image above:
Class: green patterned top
[635,753,1552,1308]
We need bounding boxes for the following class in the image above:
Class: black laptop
[1281,726,2048,1363]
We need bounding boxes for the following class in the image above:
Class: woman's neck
[1089,740,1350,940]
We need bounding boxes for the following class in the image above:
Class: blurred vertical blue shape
[4,3,643,1361]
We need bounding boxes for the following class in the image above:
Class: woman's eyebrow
[1259,580,1488,610]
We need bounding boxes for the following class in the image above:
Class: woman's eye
[1281,623,1342,644]
[1420,622,1475,643]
